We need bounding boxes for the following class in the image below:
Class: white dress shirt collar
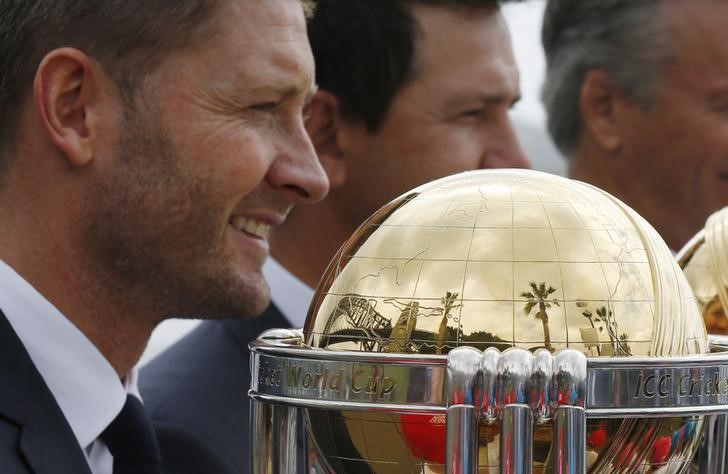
[262,257,314,328]
[0,260,133,453]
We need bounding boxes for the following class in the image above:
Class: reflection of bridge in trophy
[320,294,394,351]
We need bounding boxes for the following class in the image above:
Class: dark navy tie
[100,395,161,474]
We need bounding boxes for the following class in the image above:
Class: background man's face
[84,0,326,320]
[609,1,728,248]
[334,5,529,229]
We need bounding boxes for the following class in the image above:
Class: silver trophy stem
[250,400,298,473]
[445,347,483,474]
[551,350,588,474]
[273,405,299,473]
[698,413,728,473]
[446,404,479,473]
[500,404,533,474]
[250,399,271,473]
[552,406,586,474]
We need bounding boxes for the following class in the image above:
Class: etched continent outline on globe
[303,169,707,473]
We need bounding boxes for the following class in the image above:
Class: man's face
[609,1,728,249]
[334,5,528,228]
[84,0,327,320]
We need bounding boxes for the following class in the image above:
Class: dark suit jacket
[139,304,290,474]
[0,311,92,474]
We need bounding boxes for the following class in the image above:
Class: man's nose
[268,124,330,205]
[481,121,532,170]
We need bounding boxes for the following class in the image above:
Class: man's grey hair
[541,0,672,155]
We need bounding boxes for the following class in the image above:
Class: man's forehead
[409,6,511,72]
[210,0,308,44]
[406,8,519,100]
[206,0,314,84]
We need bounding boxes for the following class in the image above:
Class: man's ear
[579,69,623,153]
[33,48,104,167]
[305,90,347,189]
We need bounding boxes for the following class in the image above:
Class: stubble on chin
[80,105,272,323]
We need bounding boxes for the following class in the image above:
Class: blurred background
[504,0,564,176]
[139,0,565,365]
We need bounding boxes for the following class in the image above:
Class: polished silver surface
[445,347,482,473]
[551,350,588,474]
[446,405,478,474]
[250,341,728,417]
[481,347,500,423]
[532,349,553,423]
[553,350,587,408]
[251,400,298,474]
[552,406,587,474]
[500,404,533,474]
[446,347,483,406]
[250,334,728,473]
[249,400,268,474]
[497,349,533,412]
[272,405,298,473]
[698,414,728,473]
[709,335,728,352]
[587,354,728,417]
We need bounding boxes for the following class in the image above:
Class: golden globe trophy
[678,207,728,336]
[249,170,728,473]
[678,206,728,473]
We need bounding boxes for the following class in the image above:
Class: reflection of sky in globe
[310,170,704,357]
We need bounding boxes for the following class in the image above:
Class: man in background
[542,0,728,251]
[0,0,325,472]
[141,0,529,472]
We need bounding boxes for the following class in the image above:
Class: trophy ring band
[249,331,728,474]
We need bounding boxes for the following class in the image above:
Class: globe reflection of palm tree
[595,306,632,356]
[580,303,632,356]
[579,306,601,356]
[521,282,559,352]
[618,332,632,356]
[435,291,462,355]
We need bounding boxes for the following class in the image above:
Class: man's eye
[251,102,278,113]
[461,108,483,118]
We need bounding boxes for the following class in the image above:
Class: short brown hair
[308,0,517,132]
[0,0,316,168]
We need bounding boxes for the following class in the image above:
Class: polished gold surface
[678,207,728,334]
[303,170,707,473]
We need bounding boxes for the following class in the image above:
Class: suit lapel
[223,302,291,349]
[0,311,92,474]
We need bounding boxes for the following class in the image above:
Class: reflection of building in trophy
[384,302,420,352]
[320,294,392,350]
[520,282,559,352]
[577,302,632,356]
[435,292,462,354]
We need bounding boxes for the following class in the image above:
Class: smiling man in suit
[0,0,326,472]
[140,0,529,472]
